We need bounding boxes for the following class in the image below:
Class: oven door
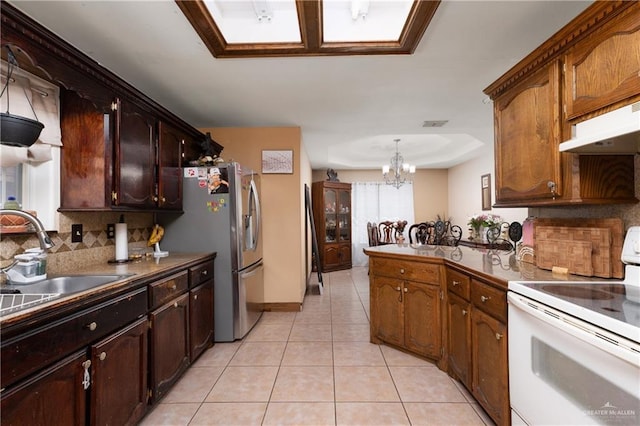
[508,292,640,425]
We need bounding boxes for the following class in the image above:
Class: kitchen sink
[9,274,134,295]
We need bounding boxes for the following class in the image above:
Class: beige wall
[200,127,307,306]
[311,169,450,224]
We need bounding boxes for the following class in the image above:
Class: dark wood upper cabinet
[1,2,223,212]
[158,121,186,210]
[114,98,157,209]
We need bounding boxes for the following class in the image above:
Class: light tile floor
[140,267,495,425]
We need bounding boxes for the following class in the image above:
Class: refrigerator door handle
[246,176,260,251]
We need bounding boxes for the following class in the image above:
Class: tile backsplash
[1,211,154,274]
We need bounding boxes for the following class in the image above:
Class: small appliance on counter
[508,226,640,425]
[5,248,47,283]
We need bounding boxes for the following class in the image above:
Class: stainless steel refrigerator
[158,162,263,342]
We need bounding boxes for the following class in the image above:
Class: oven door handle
[508,292,640,367]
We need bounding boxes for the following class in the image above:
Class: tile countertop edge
[0,252,216,328]
[363,244,617,289]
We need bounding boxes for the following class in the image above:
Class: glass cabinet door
[324,189,337,243]
[338,190,351,242]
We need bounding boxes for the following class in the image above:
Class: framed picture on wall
[481,173,491,210]
[262,150,294,174]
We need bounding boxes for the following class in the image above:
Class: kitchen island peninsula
[364,243,600,426]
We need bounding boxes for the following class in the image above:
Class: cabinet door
[471,308,508,426]
[323,188,338,243]
[404,281,441,359]
[565,7,640,119]
[337,189,351,244]
[60,89,114,209]
[447,293,471,387]
[0,350,87,425]
[149,293,190,402]
[157,121,184,210]
[91,317,148,426]
[114,98,156,208]
[190,280,214,362]
[370,276,404,347]
[494,60,562,204]
[338,243,352,267]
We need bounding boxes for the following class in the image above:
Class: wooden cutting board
[536,239,594,276]
[533,218,624,278]
[536,226,611,277]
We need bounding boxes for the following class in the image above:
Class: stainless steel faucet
[0,209,54,278]
[0,209,54,249]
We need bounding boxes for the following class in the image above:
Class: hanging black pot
[0,112,44,147]
[0,46,45,148]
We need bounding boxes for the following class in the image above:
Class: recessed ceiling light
[423,120,448,128]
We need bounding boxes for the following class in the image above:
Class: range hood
[559,101,640,154]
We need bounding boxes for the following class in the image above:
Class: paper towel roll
[115,223,128,261]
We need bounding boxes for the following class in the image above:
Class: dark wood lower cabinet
[91,317,148,426]
[149,292,190,402]
[447,292,471,388]
[0,350,88,426]
[189,280,214,362]
[471,308,509,426]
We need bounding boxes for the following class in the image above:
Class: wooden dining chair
[378,221,396,244]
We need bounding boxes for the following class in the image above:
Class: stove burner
[540,284,614,300]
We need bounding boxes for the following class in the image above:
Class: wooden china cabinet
[312,181,352,272]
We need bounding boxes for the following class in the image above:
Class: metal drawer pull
[194,294,198,300]
[495,333,503,340]
[462,309,468,316]
[452,281,460,286]
[480,295,491,303]
[170,284,177,290]
[403,287,408,293]
[202,270,208,276]
[174,302,179,308]
[86,322,97,331]
[99,352,107,361]
[396,286,401,291]
[82,360,92,390]
[399,268,405,274]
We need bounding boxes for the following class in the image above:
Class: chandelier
[382,139,415,189]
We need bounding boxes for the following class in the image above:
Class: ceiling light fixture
[382,139,415,189]
[252,0,273,22]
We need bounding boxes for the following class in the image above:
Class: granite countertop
[0,252,215,328]
[364,244,617,287]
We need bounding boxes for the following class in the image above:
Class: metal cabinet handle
[161,197,166,203]
[399,268,405,274]
[462,309,468,316]
[452,280,460,286]
[82,360,92,390]
[194,294,198,301]
[174,302,179,308]
[480,295,491,303]
[403,287,408,293]
[86,322,97,331]
[170,284,177,290]
[202,270,208,276]
[396,286,401,291]
[99,352,107,361]
[153,196,159,202]
[496,333,503,340]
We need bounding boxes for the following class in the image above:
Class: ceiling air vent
[423,120,448,128]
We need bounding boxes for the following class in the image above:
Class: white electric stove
[508,226,640,425]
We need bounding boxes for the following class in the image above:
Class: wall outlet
[106,223,115,239]
[71,224,83,243]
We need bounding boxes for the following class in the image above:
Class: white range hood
[559,101,640,154]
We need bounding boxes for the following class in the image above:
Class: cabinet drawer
[446,269,470,300]
[371,258,440,285]
[189,260,214,288]
[149,271,188,309]
[1,287,147,390]
[471,280,507,322]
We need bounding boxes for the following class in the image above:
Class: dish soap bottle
[3,196,21,210]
